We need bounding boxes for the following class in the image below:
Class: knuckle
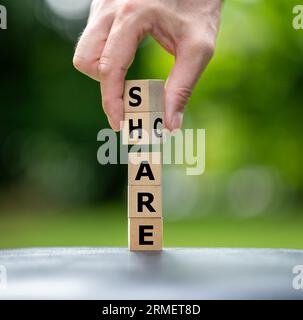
[120,0,138,15]
[203,39,215,58]
[190,37,215,59]
[73,55,86,72]
[98,56,112,77]
[173,87,192,109]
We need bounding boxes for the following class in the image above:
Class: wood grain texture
[128,152,161,186]
[122,112,164,145]
[128,218,163,251]
[128,185,162,218]
[123,80,164,113]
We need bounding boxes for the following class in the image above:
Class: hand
[73,0,222,131]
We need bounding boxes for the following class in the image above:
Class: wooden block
[124,80,164,113]
[128,218,163,251]
[128,185,162,218]
[128,152,161,186]
[122,112,163,145]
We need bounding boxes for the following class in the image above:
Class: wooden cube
[124,80,164,113]
[128,218,163,251]
[128,185,162,218]
[122,112,163,145]
[128,152,161,186]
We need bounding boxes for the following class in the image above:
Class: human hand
[73,0,222,131]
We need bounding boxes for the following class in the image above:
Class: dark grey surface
[0,247,302,299]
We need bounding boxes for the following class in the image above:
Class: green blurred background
[0,0,302,249]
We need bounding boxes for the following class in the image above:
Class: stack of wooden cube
[122,80,164,251]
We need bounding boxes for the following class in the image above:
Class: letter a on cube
[128,152,161,186]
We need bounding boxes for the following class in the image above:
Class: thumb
[165,40,214,130]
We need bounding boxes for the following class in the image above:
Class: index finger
[98,18,145,131]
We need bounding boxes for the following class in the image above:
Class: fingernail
[171,112,184,130]
[107,116,119,132]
